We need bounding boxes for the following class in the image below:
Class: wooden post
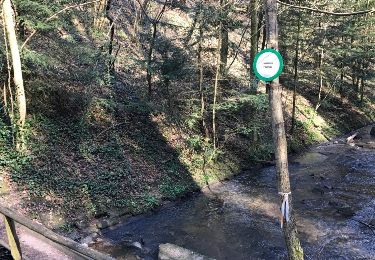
[264,0,304,259]
[3,215,22,260]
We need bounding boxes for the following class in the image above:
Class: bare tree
[291,2,301,134]
[2,0,27,150]
[250,0,258,80]
[136,0,168,99]
[264,0,304,259]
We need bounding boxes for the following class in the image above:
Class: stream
[92,125,375,260]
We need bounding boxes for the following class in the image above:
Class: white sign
[253,49,284,82]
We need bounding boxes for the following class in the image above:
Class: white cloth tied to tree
[279,192,291,228]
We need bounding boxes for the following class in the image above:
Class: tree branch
[135,0,168,24]
[21,0,101,50]
[277,0,375,16]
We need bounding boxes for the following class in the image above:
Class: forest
[0,0,374,259]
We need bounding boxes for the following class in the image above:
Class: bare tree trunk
[3,0,26,150]
[315,47,323,111]
[315,22,325,111]
[257,5,263,43]
[250,0,258,92]
[291,3,301,134]
[219,0,229,78]
[213,20,222,150]
[360,77,364,103]
[2,15,14,123]
[250,0,258,76]
[261,19,267,50]
[147,22,157,99]
[340,61,344,95]
[106,0,114,56]
[264,1,304,259]
[140,0,150,23]
[143,2,167,100]
[339,35,345,96]
[197,1,208,137]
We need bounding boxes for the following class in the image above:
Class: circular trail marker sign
[253,48,284,82]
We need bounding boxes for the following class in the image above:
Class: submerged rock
[370,126,375,137]
[158,243,214,260]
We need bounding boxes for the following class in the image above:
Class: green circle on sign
[253,48,284,82]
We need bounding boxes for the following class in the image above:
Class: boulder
[158,243,214,260]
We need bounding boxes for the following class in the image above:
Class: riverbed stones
[370,126,375,137]
[96,218,120,229]
[158,243,214,260]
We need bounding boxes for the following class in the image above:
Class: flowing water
[92,126,375,259]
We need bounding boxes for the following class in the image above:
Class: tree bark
[213,26,222,150]
[261,18,267,50]
[315,47,324,111]
[257,5,264,43]
[264,0,304,259]
[360,77,364,103]
[106,0,114,56]
[291,3,301,134]
[315,21,325,111]
[250,0,258,78]
[3,0,27,150]
[219,0,229,78]
[197,1,208,137]
[147,22,157,99]
[250,0,259,92]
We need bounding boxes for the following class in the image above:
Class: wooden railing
[0,205,114,260]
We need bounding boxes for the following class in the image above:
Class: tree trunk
[106,0,114,56]
[257,5,264,43]
[3,0,27,150]
[316,22,325,111]
[339,35,345,96]
[250,0,258,75]
[250,0,258,91]
[219,0,229,78]
[197,1,208,137]
[264,1,304,259]
[315,47,323,111]
[261,19,267,50]
[147,22,157,99]
[291,4,301,135]
[140,0,150,23]
[213,19,222,150]
[360,77,364,103]
[340,61,344,96]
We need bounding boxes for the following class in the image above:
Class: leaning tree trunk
[264,0,304,259]
[3,0,26,150]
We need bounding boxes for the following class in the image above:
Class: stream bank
[90,125,375,259]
